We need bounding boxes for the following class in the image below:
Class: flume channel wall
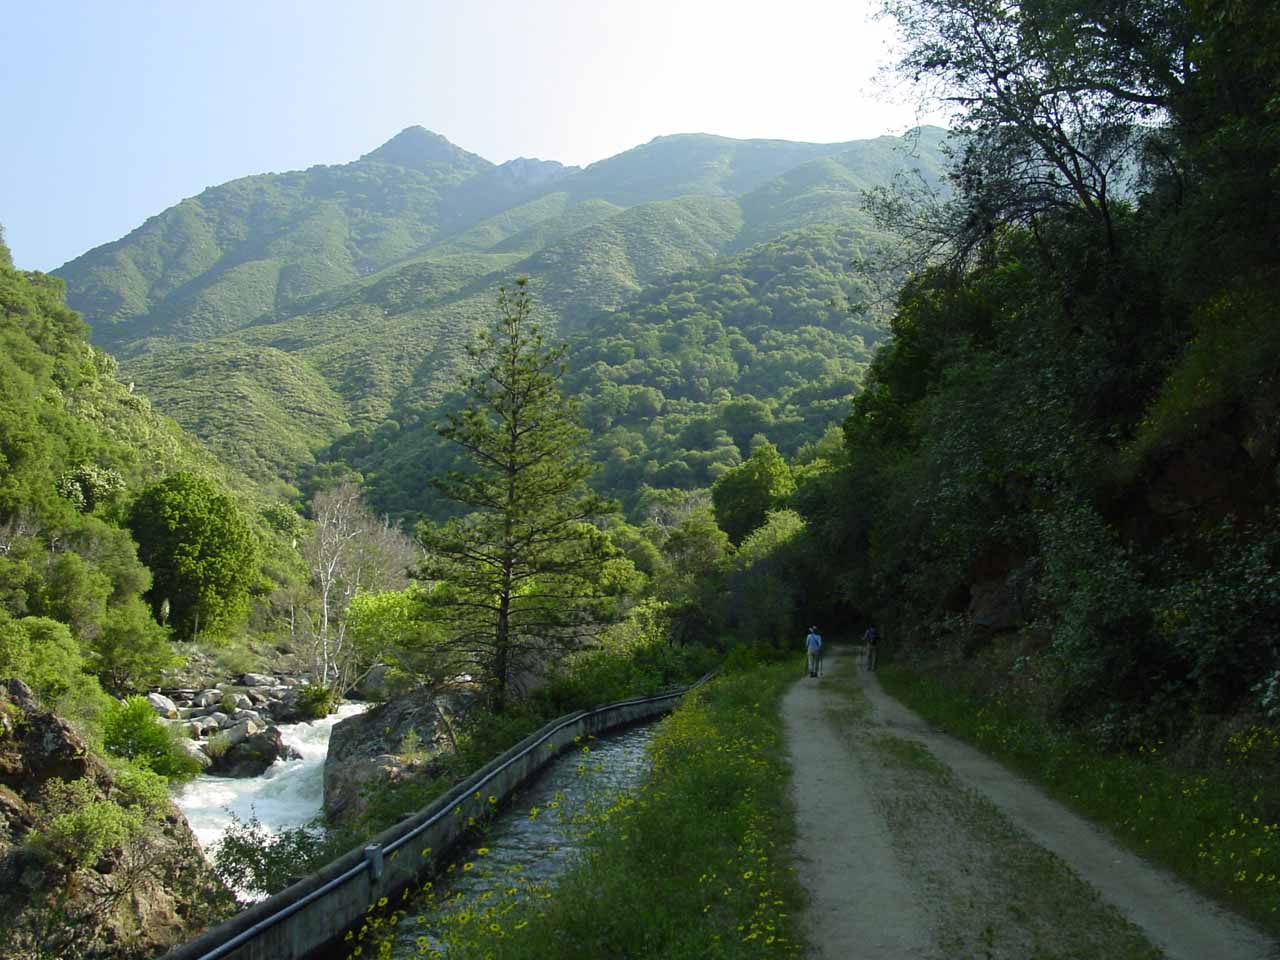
[161,671,716,960]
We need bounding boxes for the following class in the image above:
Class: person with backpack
[863,626,880,671]
[805,626,823,678]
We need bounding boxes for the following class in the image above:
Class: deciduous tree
[127,473,257,641]
[711,442,795,543]
[300,481,415,692]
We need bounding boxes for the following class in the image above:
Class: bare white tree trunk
[302,482,415,693]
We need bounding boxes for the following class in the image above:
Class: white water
[173,702,368,851]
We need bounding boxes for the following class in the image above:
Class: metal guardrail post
[364,844,384,881]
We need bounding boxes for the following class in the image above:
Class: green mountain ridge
[354,220,905,520]
[55,125,950,504]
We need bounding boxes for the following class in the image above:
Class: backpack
[865,627,880,644]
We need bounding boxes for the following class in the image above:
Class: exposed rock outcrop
[0,679,232,958]
[210,726,301,778]
[323,690,472,824]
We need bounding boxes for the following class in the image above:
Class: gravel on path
[783,647,1280,960]
[784,653,938,959]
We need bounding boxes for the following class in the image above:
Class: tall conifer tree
[416,279,612,711]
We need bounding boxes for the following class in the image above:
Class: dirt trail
[782,648,1279,960]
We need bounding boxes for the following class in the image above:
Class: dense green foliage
[820,0,1280,728]
[712,443,795,543]
[0,234,303,735]
[128,472,259,641]
[56,129,946,498]
[0,616,110,726]
[361,222,901,519]
[101,695,203,780]
[416,282,617,712]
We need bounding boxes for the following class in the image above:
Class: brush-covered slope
[56,127,571,349]
[353,220,905,519]
[58,127,948,497]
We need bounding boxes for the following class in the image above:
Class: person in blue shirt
[805,626,822,678]
[863,626,880,671]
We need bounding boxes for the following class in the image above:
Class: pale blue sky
[0,0,935,271]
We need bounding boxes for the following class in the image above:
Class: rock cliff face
[0,679,232,959]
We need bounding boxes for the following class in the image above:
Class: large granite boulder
[0,679,232,957]
[146,691,180,718]
[323,690,472,824]
[270,687,312,723]
[178,737,214,771]
[210,726,300,778]
[192,688,222,708]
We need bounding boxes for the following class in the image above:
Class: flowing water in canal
[377,723,660,959]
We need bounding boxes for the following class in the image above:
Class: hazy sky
[0,0,938,272]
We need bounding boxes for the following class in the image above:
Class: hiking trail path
[783,647,1279,960]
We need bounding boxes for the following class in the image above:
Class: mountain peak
[361,126,488,172]
[494,156,578,189]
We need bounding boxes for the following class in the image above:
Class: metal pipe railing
[169,670,716,960]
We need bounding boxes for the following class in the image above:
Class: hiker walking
[863,626,880,671]
[805,626,823,678]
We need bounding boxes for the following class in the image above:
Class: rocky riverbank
[0,679,233,958]
[323,688,474,825]
[147,674,321,777]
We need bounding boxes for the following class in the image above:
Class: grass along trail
[344,662,808,960]
[785,646,1279,959]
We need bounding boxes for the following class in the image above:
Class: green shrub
[32,777,145,867]
[102,696,202,781]
[90,597,179,694]
[213,814,341,898]
[293,683,336,720]
[204,731,233,759]
[108,761,171,819]
[0,614,112,728]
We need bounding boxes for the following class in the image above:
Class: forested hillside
[0,237,334,953]
[0,237,301,703]
[824,0,1280,723]
[55,127,947,501]
[356,222,903,518]
[667,0,1280,926]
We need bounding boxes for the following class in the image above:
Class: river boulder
[146,691,180,718]
[193,688,223,708]
[210,725,300,777]
[218,719,261,752]
[224,692,253,711]
[323,690,472,824]
[178,737,214,771]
